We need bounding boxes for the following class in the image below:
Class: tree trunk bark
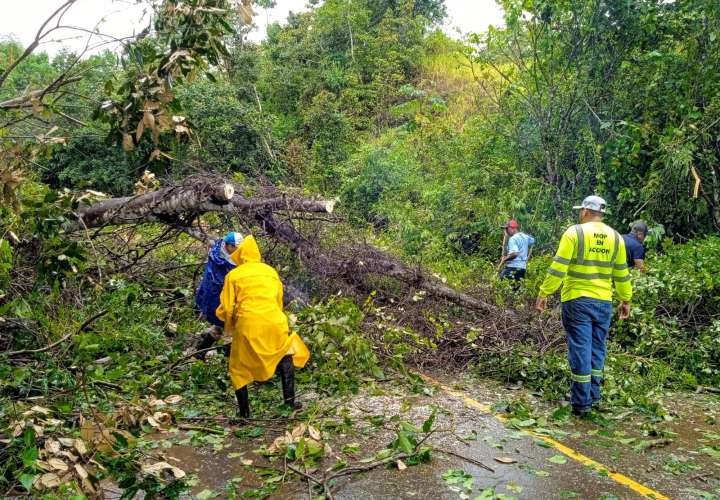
[69,179,336,232]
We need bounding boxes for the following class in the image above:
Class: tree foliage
[3,0,720,496]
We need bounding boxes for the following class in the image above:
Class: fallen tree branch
[436,448,495,473]
[65,176,513,318]
[287,464,323,485]
[330,453,410,478]
[3,309,108,357]
[255,212,504,315]
[160,344,229,374]
[90,380,123,391]
[177,424,225,435]
[0,76,83,109]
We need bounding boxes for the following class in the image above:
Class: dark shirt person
[622,221,648,271]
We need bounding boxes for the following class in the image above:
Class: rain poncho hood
[195,240,237,327]
[228,234,262,265]
[217,236,309,389]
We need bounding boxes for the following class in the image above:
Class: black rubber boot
[235,386,250,418]
[279,355,302,410]
[571,406,590,418]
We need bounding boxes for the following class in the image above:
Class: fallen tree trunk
[71,180,236,230]
[68,176,504,315]
[69,178,336,232]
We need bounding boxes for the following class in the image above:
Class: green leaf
[406,447,432,465]
[534,439,552,448]
[459,430,478,441]
[548,455,568,465]
[19,474,35,492]
[441,468,473,489]
[295,438,306,460]
[23,428,36,447]
[506,483,523,494]
[196,489,219,499]
[508,418,536,429]
[632,439,671,453]
[422,409,437,433]
[342,442,360,454]
[560,492,580,498]
[401,421,421,434]
[521,464,551,477]
[397,431,414,454]
[21,447,38,467]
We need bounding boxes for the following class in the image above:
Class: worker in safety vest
[216,235,310,418]
[535,195,632,417]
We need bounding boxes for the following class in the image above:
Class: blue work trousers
[561,297,612,411]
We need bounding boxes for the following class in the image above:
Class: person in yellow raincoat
[216,234,310,418]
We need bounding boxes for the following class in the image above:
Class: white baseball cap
[573,195,607,213]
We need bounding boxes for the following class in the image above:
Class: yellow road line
[420,373,670,500]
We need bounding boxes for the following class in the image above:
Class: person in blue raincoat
[194,232,243,357]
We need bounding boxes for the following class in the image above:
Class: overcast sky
[0,0,504,56]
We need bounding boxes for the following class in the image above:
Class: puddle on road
[164,444,260,495]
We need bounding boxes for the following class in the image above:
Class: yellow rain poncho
[216,236,310,389]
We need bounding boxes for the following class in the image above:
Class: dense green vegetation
[1,0,720,497]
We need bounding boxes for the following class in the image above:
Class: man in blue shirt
[499,220,535,280]
[622,221,648,271]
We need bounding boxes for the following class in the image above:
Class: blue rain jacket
[195,240,236,327]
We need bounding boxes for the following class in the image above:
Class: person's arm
[499,235,520,266]
[536,229,575,311]
[634,242,646,272]
[613,234,632,319]
[499,251,520,266]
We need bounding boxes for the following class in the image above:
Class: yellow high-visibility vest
[538,221,632,302]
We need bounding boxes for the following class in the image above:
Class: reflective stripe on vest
[568,224,619,280]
